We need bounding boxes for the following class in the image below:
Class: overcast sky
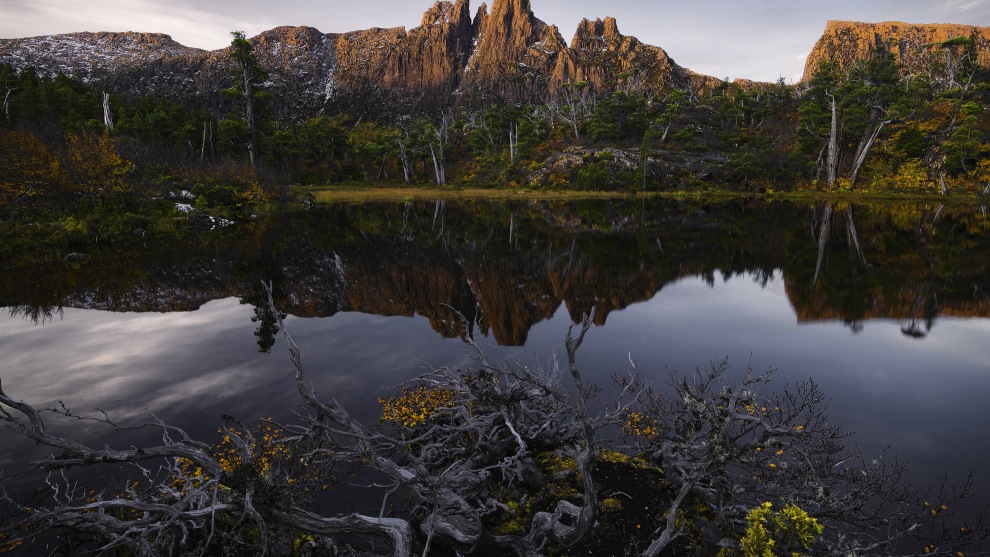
[2,0,989,83]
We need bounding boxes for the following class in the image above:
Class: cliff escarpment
[803,20,990,81]
[0,0,715,117]
[5,5,990,118]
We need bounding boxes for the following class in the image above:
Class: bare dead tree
[2,286,987,556]
[508,122,518,164]
[0,378,415,555]
[848,113,892,189]
[397,128,414,184]
[366,308,624,557]
[3,85,17,121]
[427,111,453,186]
[813,201,834,286]
[619,359,988,557]
[555,82,590,140]
[826,94,839,188]
[0,289,626,556]
[101,92,114,132]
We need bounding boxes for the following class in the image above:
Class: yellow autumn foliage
[62,130,133,198]
[379,386,457,428]
[175,422,295,492]
[623,410,661,439]
[737,502,823,557]
[0,530,24,554]
[0,129,66,206]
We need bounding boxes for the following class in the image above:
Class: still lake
[1,197,989,510]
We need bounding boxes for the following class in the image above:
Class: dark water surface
[2,198,989,509]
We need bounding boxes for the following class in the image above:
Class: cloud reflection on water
[1,271,988,503]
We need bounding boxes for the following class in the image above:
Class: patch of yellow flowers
[379,386,457,428]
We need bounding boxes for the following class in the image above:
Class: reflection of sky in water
[2,271,989,504]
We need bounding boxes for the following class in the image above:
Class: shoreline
[302,184,990,205]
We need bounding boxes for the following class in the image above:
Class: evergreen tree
[225,31,268,168]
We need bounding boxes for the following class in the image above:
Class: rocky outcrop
[461,0,567,96]
[250,27,340,119]
[525,145,727,188]
[383,0,474,93]
[553,17,695,94]
[802,20,990,81]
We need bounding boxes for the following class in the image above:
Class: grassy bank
[302,183,989,205]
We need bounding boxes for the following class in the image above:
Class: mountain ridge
[0,0,722,118]
[2,1,990,120]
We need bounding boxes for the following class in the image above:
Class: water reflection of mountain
[3,199,988,344]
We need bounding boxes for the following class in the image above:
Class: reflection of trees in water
[796,200,989,335]
[2,199,989,343]
[811,202,869,287]
[2,297,986,555]
[7,304,63,325]
[250,300,283,353]
[900,287,938,339]
[897,205,946,339]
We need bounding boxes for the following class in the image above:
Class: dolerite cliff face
[0,0,712,118]
[460,0,566,95]
[803,20,990,81]
[557,17,717,94]
[332,0,474,95]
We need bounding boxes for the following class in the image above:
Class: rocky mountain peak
[420,0,472,28]
[473,2,488,31]
[571,17,625,50]
[460,0,568,95]
[0,0,723,114]
[378,0,474,93]
[472,0,543,55]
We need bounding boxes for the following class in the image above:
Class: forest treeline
[2,33,990,221]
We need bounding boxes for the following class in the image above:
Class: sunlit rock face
[802,20,990,81]
[5,4,990,115]
[0,0,727,117]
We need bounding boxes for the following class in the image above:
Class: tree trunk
[509,124,519,164]
[429,142,445,185]
[849,119,889,189]
[559,91,581,140]
[398,135,412,184]
[102,92,114,131]
[509,212,515,248]
[378,149,390,179]
[641,482,693,557]
[826,95,839,188]
[241,62,258,168]
[201,121,208,165]
[814,202,833,285]
[5,87,17,120]
[845,205,867,266]
[272,510,414,557]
